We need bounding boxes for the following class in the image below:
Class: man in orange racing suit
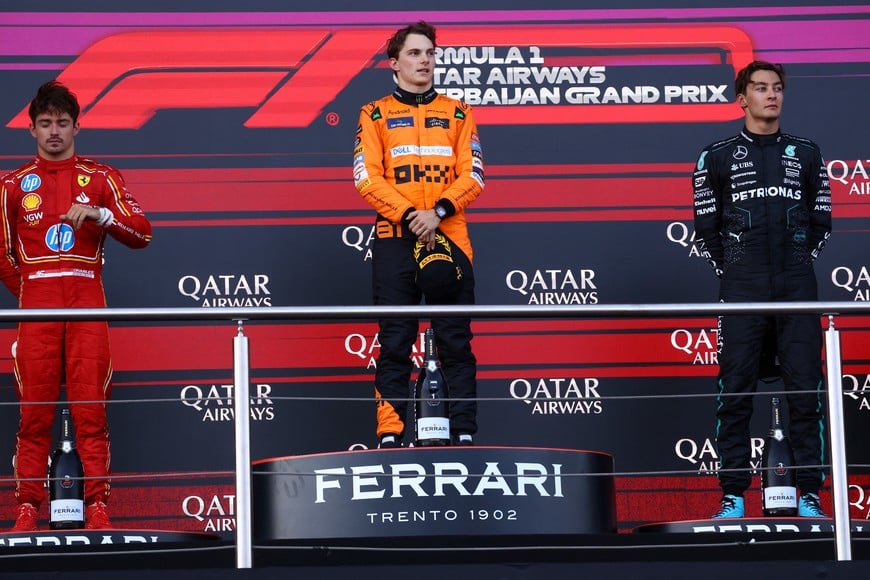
[1,81,152,531]
[353,21,484,448]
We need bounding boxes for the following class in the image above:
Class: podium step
[253,446,616,543]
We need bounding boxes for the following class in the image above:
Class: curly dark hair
[28,80,80,124]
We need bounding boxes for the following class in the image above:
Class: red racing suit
[0,154,152,507]
[354,87,484,442]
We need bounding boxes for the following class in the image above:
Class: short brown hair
[387,21,436,60]
[734,61,785,97]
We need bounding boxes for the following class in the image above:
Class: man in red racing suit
[354,21,484,448]
[0,81,152,531]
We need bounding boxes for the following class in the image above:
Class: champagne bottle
[49,408,85,529]
[415,328,451,446]
[761,397,797,517]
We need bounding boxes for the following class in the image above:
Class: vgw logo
[831,265,870,301]
[183,494,235,533]
[675,437,764,475]
[509,377,602,415]
[180,384,275,422]
[345,331,427,369]
[506,268,598,304]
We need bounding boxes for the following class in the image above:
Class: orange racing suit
[354,86,484,442]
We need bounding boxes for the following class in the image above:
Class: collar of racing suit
[392,86,438,106]
[36,154,78,173]
[740,127,782,147]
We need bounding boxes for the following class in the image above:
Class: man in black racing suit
[692,61,832,519]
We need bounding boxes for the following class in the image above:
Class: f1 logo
[6,25,753,129]
[8,29,388,129]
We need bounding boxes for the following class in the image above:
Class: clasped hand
[59,204,101,229]
[407,209,440,250]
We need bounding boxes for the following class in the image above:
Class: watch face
[435,206,446,218]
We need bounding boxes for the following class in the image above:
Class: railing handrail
[0,300,868,322]
[2,302,863,566]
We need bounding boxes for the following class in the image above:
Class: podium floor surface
[0,531,868,579]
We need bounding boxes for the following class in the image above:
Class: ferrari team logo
[77,175,90,187]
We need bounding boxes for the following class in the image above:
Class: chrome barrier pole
[825,315,851,561]
[233,320,253,569]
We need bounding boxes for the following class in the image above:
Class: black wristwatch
[434,205,448,220]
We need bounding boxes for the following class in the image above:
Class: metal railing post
[825,315,851,561]
[233,320,253,569]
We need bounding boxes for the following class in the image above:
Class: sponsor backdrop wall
[0,1,868,535]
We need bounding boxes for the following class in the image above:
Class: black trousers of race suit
[372,234,477,442]
[715,265,826,497]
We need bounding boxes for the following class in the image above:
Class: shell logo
[22,193,42,211]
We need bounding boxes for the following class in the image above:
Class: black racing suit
[692,128,832,497]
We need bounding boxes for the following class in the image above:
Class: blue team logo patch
[387,117,414,129]
[425,117,450,129]
[696,151,708,170]
[785,145,796,156]
[21,174,41,192]
[45,223,75,252]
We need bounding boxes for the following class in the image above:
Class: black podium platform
[252,446,616,543]
[635,517,870,535]
[0,519,869,579]
[0,528,221,550]
[0,529,226,575]
[2,449,868,579]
